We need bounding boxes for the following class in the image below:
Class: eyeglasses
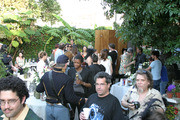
[67,45,72,47]
[137,69,147,74]
[0,98,19,106]
[94,83,107,87]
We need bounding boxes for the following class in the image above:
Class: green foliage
[103,0,180,65]
[38,0,61,26]
[53,14,94,48]
[0,54,7,78]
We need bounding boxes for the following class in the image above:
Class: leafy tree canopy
[38,0,61,26]
[103,0,180,65]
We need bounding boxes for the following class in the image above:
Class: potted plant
[165,105,179,120]
[173,84,180,98]
[23,67,29,79]
[167,84,176,98]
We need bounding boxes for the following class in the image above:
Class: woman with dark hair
[16,52,25,68]
[121,69,165,120]
[99,49,112,76]
[81,46,87,58]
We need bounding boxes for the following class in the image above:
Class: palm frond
[76,39,90,47]
[3,18,19,24]
[46,28,62,37]
[67,32,85,39]
[53,14,72,31]
[59,36,69,43]
[76,29,92,39]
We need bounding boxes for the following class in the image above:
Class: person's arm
[110,62,113,75]
[145,66,151,71]
[64,78,85,105]
[146,62,153,71]
[121,100,135,110]
[76,79,91,88]
[124,60,135,68]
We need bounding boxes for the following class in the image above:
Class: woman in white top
[16,52,25,68]
[37,51,47,78]
[99,49,112,75]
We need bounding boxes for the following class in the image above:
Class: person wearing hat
[119,47,133,75]
[36,54,86,120]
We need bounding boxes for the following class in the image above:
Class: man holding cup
[80,72,125,120]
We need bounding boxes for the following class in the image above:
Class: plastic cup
[83,108,90,119]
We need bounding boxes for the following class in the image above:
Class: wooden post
[95,30,127,74]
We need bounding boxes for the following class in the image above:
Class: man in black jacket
[36,54,86,120]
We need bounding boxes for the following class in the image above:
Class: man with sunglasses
[0,76,42,120]
[79,72,125,120]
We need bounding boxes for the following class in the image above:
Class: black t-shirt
[82,93,125,120]
[68,67,93,97]
[108,51,117,70]
[87,64,106,94]
[135,53,146,71]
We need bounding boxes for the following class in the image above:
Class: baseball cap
[0,43,3,45]
[56,54,69,64]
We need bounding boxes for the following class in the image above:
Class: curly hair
[0,75,29,105]
[135,69,153,89]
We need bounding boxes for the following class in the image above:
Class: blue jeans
[160,81,168,95]
[153,79,161,91]
[46,103,70,120]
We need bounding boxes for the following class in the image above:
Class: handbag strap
[48,71,64,104]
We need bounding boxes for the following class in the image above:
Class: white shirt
[37,59,46,78]
[100,59,112,75]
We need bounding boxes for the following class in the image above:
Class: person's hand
[85,98,88,102]
[76,79,82,84]
[79,112,85,120]
[128,103,135,110]
[124,65,127,68]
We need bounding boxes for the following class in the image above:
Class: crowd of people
[0,41,170,120]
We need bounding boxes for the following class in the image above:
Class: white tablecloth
[110,82,131,110]
[26,96,46,120]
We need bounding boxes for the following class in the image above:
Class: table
[17,72,36,90]
[26,96,46,120]
[110,82,131,110]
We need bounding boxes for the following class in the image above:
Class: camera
[132,101,140,109]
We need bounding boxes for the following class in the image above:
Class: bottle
[75,73,79,84]
[138,63,142,70]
